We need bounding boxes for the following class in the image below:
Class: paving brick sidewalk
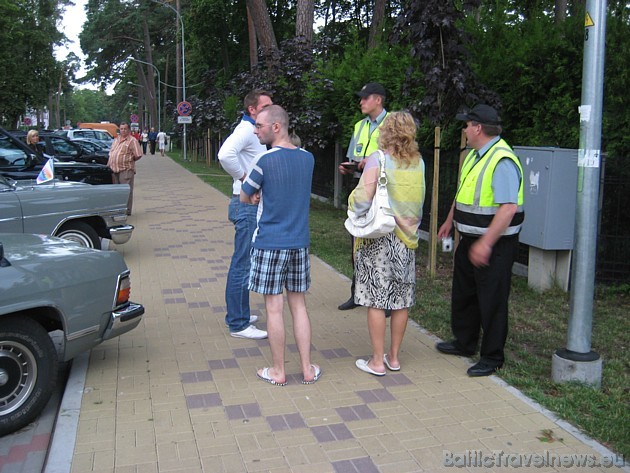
[63,155,625,472]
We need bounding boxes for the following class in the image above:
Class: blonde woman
[350,112,426,376]
[26,130,40,152]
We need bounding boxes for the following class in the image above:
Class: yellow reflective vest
[454,138,524,237]
[348,112,389,162]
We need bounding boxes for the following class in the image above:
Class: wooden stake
[428,126,440,277]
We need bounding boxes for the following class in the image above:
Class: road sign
[177,116,192,124]
[177,101,192,116]
[130,114,139,123]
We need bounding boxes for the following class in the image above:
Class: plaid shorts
[249,248,311,295]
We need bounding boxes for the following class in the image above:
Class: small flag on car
[36,158,54,184]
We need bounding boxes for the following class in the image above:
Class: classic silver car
[0,174,133,248]
[0,233,145,435]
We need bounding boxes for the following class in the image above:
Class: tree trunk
[246,0,278,57]
[555,0,568,22]
[175,0,182,105]
[142,20,158,130]
[368,0,386,49]
[164,53,169,130]
[296,0,314,44]
[247,5,258,70]
[55,70,63,129]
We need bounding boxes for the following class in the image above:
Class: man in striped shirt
[107,122,142,215]
[241,105,321,386]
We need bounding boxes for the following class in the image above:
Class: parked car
[63,138,109,165]
[13,131,107,165]
[0,173,134,248]
[56,128,114,149]
[0,126,113,185]
[0,233,145,436]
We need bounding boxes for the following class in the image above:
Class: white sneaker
[225,315,258,328]
[230,325,268,340]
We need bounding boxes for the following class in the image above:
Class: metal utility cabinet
[515,146,578,291]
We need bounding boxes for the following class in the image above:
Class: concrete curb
[43,351,89,473]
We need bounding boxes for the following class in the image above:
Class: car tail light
[116,275,131,306]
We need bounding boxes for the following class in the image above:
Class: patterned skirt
[354,232,416,310]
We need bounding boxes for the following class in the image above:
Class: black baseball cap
[356,82,387,98]
[456,104,501,125]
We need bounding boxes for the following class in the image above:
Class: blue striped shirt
[242,147,314,249]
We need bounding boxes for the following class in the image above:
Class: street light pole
[151,0,187,162]
[129,57,160,133]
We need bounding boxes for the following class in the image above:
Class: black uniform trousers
[450,234,519,368]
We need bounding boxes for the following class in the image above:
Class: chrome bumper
[103,302,144,340]
[108,224,134,244]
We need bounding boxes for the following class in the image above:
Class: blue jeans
[225,196,258,332]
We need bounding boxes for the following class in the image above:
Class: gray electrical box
[516,146,578,250]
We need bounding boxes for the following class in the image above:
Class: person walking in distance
[157,130,167,157]
[107,122,143,215]
[436,104,524,377]
[141,128,149,155]
[241,105,320,385]
[338,82,389,311]
[148,127,158,155]
[218,90,273,339]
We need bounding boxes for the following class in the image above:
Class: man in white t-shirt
[218,89,273,340]
[157,130,167,156]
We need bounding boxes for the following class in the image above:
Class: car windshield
[0,135,30,166]
[87,140,107,150]
[77,141,97,152]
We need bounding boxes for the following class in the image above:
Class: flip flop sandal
[302,364,322,384]
[384,354,401,371]
[355,358,386,376]
[257,367,287,386]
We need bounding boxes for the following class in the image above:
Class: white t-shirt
[217,117,267,195]
[157,132,167,148]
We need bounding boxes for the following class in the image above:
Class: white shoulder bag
[344,150,396,239]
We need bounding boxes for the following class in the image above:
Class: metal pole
[181,10,187,161]
[552,0,606,387]
[130,57,160,132]
[151,0,186,161]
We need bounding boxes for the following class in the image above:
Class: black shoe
[338,298,359,310]
[467,362,501,377]
[435,341,474,357]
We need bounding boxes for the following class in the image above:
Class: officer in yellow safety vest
[338,82,389,311]
[436,104,524,377]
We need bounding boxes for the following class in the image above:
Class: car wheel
[56,221,100,248]
[0,318,57,436]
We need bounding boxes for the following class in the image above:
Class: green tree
[80,0,176,127]
[0,0,65,127]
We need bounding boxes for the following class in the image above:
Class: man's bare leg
[287,291,318,382]
[257,293,286,383]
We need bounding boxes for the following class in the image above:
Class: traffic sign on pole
[177,101,192,116]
